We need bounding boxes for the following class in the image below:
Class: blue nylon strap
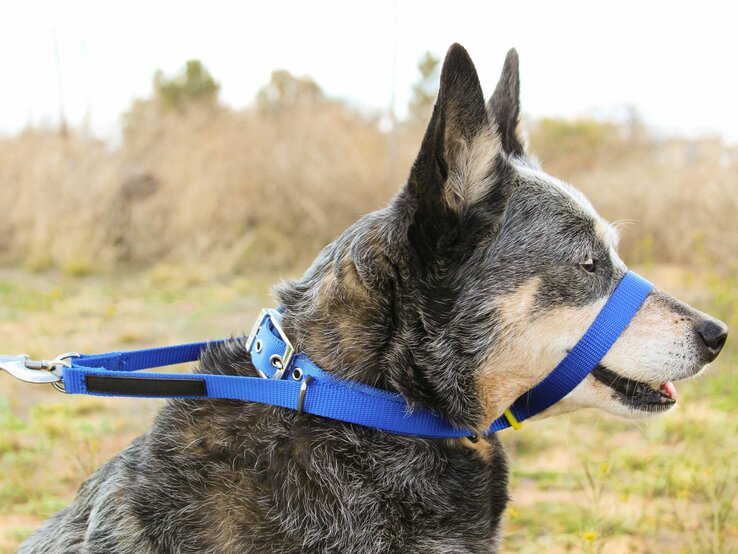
[61,271,653,439]
[64,342,471,438]
[72,341,225,372]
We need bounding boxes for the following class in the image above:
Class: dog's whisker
[610,218,639,230]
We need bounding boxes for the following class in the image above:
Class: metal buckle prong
[246,309,295,380]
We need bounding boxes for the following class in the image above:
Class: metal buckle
[246,309,295,380]
[0,352,79,392]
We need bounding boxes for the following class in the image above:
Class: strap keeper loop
[504,409,523,430]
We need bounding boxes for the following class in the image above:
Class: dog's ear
[487,48,525,157]
[406,44,495,220]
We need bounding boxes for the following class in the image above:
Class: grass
[0,264,736,553]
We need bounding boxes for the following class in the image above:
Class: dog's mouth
[590,364,677,411]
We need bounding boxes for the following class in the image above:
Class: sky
[2,0,738,142]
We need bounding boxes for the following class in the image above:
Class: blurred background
[0,1,736,552]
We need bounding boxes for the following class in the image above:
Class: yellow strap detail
[504,409,523,430]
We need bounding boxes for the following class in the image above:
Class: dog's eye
[580,258,597,273]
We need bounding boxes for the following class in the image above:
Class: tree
[121,60,221,162]
[408,52,440,125]
[154,60,220,111]
[256,70,324,113]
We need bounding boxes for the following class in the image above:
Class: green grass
[0,264,736,552]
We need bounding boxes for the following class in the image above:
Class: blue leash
[19,272,653,438]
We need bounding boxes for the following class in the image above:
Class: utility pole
[52,26,68,137]
[387,0,399,185]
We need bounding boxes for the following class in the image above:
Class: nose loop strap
[489,271,654,433]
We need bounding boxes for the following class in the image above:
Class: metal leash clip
[0,352,79,392]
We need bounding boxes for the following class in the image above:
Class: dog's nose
[696,319,728,361]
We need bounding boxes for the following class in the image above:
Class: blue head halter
[25,272,652,438]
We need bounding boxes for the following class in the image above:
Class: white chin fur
[535,376,676,421]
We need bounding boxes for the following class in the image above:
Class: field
[0,263,735,553]
[1,65,737,552]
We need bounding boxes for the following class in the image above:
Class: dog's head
[279,44,728,432]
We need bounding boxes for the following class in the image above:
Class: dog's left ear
[488,48,525,157]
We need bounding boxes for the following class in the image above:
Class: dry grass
[0,103,411,273]
[1,104,736,275]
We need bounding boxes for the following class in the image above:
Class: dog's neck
[275,212,486,429]
[276,225,396,391]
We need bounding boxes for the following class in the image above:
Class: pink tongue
[660,381,677,400]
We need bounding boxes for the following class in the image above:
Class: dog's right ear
[403,44,497,251]
[487,48,525,157]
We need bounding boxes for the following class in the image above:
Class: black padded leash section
[85,375,207,397]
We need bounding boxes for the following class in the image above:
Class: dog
[21,44,728,553]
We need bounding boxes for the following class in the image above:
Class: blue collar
[39,272,652,438]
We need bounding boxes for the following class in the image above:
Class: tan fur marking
[339,254,372,300]
[476,277,605,427]
[447,436,493,460]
